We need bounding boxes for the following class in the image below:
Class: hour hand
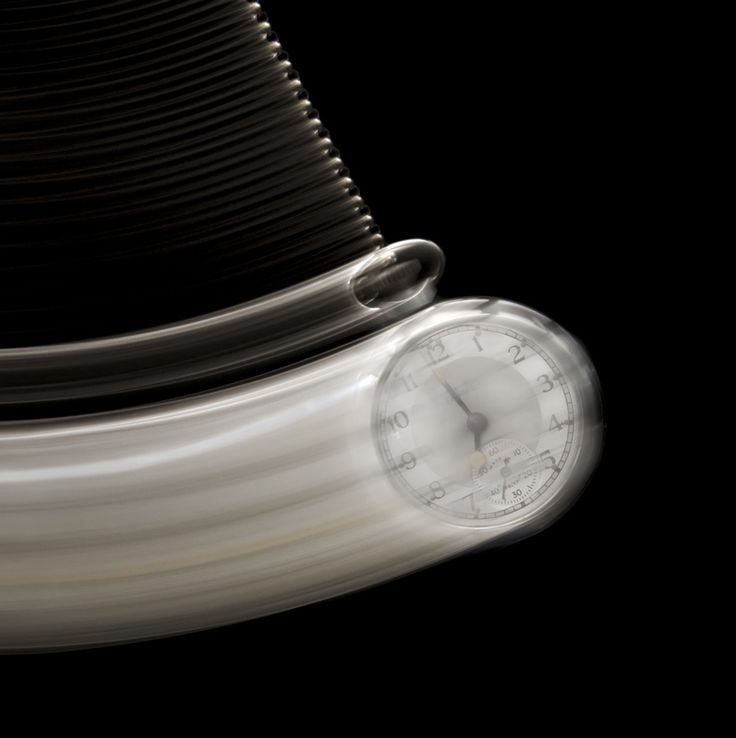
[468,414,487,451]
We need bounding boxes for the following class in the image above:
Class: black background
[54,2,636,663]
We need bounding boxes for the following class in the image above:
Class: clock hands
[433,370,472,415]
[467,412,488,452]
[500,457,512,502]
[431,369,488,451]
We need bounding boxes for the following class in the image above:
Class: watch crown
[352,239,445,308]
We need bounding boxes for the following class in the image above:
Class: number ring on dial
[373,315,579,528]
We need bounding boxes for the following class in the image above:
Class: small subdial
[472,438,541,509]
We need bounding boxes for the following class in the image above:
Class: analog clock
[374,299,601,531]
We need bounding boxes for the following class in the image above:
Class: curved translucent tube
[0,240,443,419]
[0,299,601,651]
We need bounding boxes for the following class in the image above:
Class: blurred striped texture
[0,1,382,346]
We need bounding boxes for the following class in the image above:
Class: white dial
[373,308,595,529]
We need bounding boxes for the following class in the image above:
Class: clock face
[374,312,595,528]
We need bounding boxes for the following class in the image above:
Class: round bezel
[372,298,602,534]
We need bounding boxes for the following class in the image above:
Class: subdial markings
[472,439,543,510]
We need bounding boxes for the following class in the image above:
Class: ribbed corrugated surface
[0,0,382,346]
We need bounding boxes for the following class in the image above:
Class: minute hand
[432,370,488,451]
[432,370,473,416]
